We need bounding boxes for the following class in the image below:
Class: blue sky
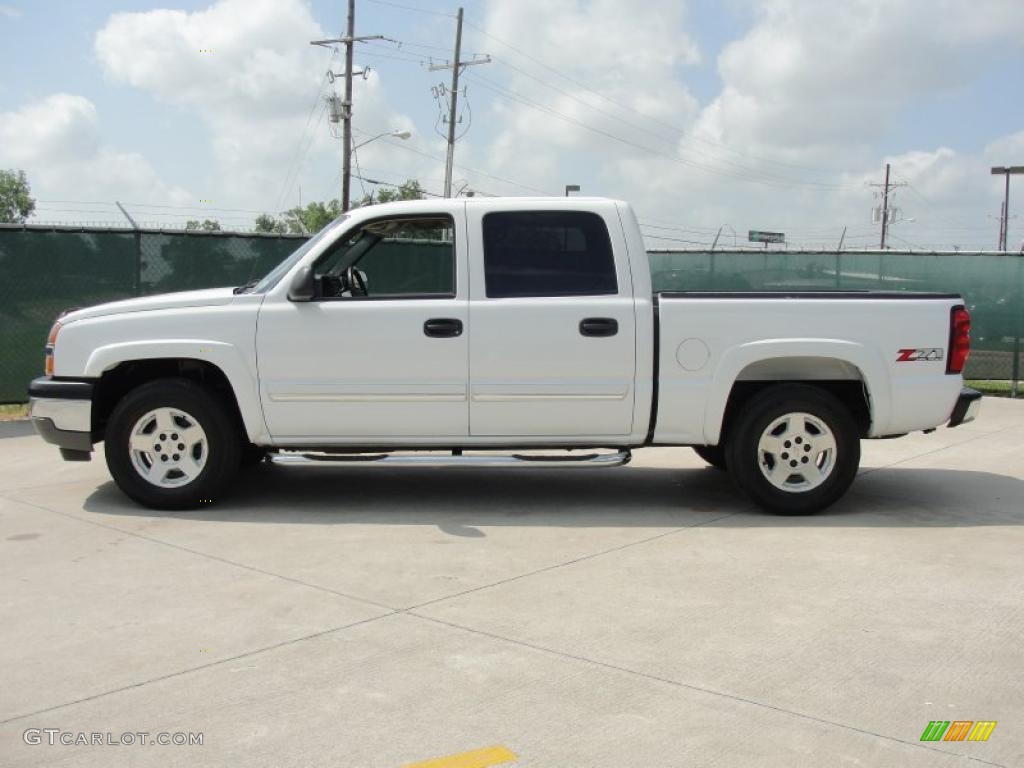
[1,0,1022,248]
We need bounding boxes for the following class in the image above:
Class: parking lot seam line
[408,614,1008,768]
[1,494,399,613]
[858,423,1020,477]
[407,511,739,611]
[0,612,399,726]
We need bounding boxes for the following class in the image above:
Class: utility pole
[310,3,384,212]
[991,166,1024,251]
[429,8,490,197]
[870,163,906,249]
[341,0,355,212]
[879,163,890,249]
[710,226,722,251]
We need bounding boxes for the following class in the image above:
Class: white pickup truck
[29,197,980,514]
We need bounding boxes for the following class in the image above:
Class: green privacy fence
[1,224,1020,401]
[649,249,1023,384]
[0,226,303,402]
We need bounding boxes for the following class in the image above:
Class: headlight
[44,320,61,376]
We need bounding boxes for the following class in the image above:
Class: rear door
[467,202,637,437]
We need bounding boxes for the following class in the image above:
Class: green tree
[283,199,342,234]
[185,219,222,231]
[283,181,426,232]
[0,169,36,223]
[376,179,426,204]
[253,213,287,234]
[354,179,426,208]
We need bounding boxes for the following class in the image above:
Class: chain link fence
[1,224,1020,401]
[0,226,302,402]
[650,249,1023,383]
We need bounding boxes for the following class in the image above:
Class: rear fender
[703,339,890,444]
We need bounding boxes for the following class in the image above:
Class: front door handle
[424,318,463,338]
[579,317,618,337]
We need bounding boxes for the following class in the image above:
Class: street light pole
[352,130,412,153]
[350,131,411,203]
[991,166,1024,251]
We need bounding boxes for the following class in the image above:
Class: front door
[467,205,637,438]
[256,210,469,441]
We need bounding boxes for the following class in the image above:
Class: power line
[310,3,386,212]
[364,0,456,17]
[427,7,491,197]
[466,71,853,191]
[463,18,846,178]
[274,54,335,212]
[869,163,907,249]
[357,48,429,65]
[357,129,555,194]
[487,54,835,187]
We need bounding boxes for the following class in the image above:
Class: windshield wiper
[233,279,260,295]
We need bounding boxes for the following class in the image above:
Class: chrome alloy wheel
[756,411,837,493]
[128,407,208,488]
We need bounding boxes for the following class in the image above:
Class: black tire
[693,445,728,470]
[104,378,241,510]
[240,444,269,467]
[724,384,860,515]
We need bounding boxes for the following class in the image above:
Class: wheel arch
[704,341,890,445]
[88,344,265,443]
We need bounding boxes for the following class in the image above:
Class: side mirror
[287,265,316,302]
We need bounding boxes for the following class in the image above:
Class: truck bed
[651,291,965,445]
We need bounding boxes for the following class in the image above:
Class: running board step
[270,449,632,468]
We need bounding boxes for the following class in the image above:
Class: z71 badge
[897,348,944,362]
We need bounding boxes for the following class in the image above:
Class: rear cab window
[482,211,618,298]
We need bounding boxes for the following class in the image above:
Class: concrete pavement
[1,398,1022,767]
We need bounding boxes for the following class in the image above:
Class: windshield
[247,215,349,293]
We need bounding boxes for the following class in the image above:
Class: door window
[315,215,455,298]
[482,211,617,298]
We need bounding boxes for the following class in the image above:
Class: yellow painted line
[401,745,517,768]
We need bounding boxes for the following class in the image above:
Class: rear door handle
[579,317,618,337]
[423,318,463,338]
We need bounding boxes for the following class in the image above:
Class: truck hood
[62,287,239,323]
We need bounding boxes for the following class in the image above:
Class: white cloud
[0,5,22,19]
[470,0,701,194]
[0,94,192,216]
[94,0,415,212]
[697,0,1024,150]
[466,0,1020,249]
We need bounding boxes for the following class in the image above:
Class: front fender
[702,339,892,444]
[84,340,266,442]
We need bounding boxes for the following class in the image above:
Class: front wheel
[692,445,727,470]
[104,378,241,510]
[724,384,860,515]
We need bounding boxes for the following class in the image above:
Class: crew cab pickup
[29,198,981,513]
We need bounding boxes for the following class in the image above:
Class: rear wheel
[725,384,860,514]
[692,445,727,470]
[104,378,241,509]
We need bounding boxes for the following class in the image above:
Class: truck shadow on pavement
[82,463,1024,533]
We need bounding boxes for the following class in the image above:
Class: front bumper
[28,377,95,460]
[947,387,982,428]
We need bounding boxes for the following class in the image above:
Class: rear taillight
[947,305,970,374]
